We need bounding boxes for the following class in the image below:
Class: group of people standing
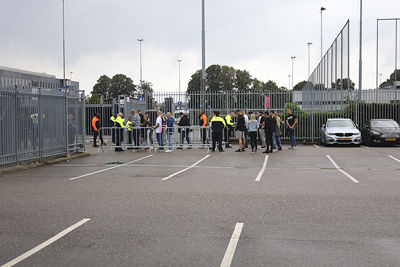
[91,108,298,153]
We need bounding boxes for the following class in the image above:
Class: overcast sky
[1,0,399,94]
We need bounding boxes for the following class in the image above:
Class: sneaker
[251,151,255,154]
[225,145,232,148]
[288,146,293,150]
[278,146,282,151]
[211,149,216,152]
[165,150,172,153]
[235,149,242,152]
[263,150,270,154]
[292,146,296,150]
[219,150,225,152]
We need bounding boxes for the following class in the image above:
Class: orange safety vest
[92,116,99,132]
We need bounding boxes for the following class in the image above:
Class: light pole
[307,42,313,78]
[291,56,296,89]
[201,0,206,110]
[320,7,326,59]
[138,38,144,95]
[357,0,363,125]
[178,59,182,101]
[288,75,291,90]
[62,0,66,87]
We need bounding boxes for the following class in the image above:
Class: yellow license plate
[340,137,351,141]
[386,138,396,142]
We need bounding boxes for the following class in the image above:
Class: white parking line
[313,144,320,149]
[388,155,400,164]
[1,218,91,267]
[255,155,269,182]
[326,155,360,183]
[69,155,153,180]
[220,223,244,267]
[162,155,210,181]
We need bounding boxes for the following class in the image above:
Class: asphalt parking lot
[1,144,400,267]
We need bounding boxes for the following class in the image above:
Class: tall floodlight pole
[307,42,313,78]
[201,0,206,110]
[320,7,326,59]
[62,0,66,87]
[291,56,296,89]
[178,59,182,101]
[357,0,363,125]
[288,75,291,90]
[138,38,144,95]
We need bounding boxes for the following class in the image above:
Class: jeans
[212,131,223,151]
[167,132,173,150]
[180,130,191,145]
[275,135,282,148]
[288,128,296,147]
[249,131,258,151]
[133,129,140,147]
[156,133,164,150]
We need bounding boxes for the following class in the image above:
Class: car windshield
[371,120,399,128]
[327,120,354,128]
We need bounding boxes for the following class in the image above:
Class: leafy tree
[86,93,100,104]
[92,75,112,99]
[187,70,201,92]
[206,65,222,92]
[293,81,307,91]
[380,69,400,88]
[235,69,252,91]
[109,74,136,99]
[220,66,236,91]
[263,80,280,91]
[332,78,355,90]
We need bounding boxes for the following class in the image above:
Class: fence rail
[0,87,85,168]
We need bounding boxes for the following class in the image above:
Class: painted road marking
[388,155,400,164]
[326,155,360,183]
[220,223,244,267]
[162,155,210,181]
[69,155,153,180]
[255,155,269,182]
[313,144,320,149]
[1,219,91,267]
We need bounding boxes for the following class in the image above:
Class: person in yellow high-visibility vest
[114,113,126,152]
[224,112,234,148]
[210,111,226,152]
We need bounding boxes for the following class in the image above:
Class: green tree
[187,70,201,92]
[220,66,236,91]
[86,93,100,104]
[235,69,252,91]
[109,74,136,99]
[206,65,222,92]
[92,75,112,99]
[380,69,400,88]
[293,81,307,91]
[332,78,355,90]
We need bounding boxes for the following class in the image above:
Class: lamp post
[288,75,291,90]
[320,7,326,59]
[307,42,313,78]
[201,0,206,110]
[291,56,296,89]
[138,38,144,94]
[62,0,66,87]
[178,59,182,101]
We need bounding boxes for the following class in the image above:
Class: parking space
[1,144,400,266]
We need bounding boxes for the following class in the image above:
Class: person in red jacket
[92,113,104,147]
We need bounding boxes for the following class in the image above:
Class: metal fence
[376,18,400,90]
[0,87,85,168]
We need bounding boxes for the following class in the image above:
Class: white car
[320,118,362,146]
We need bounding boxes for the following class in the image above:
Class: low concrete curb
[0,153,90,176]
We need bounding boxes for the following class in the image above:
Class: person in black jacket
[178,112,192,149]
[210,111,226,152]
[263,111,276,153]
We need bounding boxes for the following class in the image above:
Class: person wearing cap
[209,111,226,152]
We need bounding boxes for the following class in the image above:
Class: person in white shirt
[153,111,164,150]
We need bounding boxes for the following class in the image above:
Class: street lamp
[288,75,291,90]
[320,7,326,59]
[138,38,144,95]
[291,56,296,89]
[201,0,206,110]
[62,0,66,87]
[307,42,313,78]
[178,59,182,101]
